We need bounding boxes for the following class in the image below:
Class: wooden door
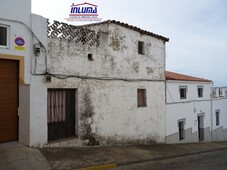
[0,59,19,143]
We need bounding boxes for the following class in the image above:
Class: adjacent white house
[0,0,34,145]
[212,87,227,141]
[165,71,227,143]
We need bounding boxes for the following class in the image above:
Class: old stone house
[0,0,169,146]
[33,19,169,146]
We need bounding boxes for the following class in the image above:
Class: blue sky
[32,0,227,86]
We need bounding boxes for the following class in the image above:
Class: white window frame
[179,86,187,99]
[0,24,9,49]
[197,86,204,98]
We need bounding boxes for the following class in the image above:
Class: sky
[32,0,227,86]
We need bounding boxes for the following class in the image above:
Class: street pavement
[40,142,227,170]
[113,149,227,170]
[1,141,227,170]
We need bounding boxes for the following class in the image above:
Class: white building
[165,71,227,143]
[212,87,227,141]
[0,0,169,146]
[0,0,36,145]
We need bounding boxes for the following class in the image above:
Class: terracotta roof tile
[76,20,169,42]
[165,71,212,82]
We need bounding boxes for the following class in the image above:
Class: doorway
[0,59,19,143]
[47,89,76,141]
[198,115,204,141]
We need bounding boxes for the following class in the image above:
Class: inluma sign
[70,7,97,14]
[65,2,102,22]
[70,2,97,14]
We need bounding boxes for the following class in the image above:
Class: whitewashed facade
[30,20,168,147]
[0,0,48,145]
[0,0,169,147]
[212,87,227,141]
[165,71,227,143]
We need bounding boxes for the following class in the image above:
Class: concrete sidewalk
[0,142,51,170]
[1,142,227,170]
[39,142,227,170]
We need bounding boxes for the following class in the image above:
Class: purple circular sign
[15,37,25,46]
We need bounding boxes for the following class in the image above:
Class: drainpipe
[211,81,214,141]
[164,79,167,143]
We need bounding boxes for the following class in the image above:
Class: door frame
[47,88,77,141]
[197,113,205,141]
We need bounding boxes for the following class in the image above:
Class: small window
[216,110,220,126]
[213,88,217,98]
[138,41,144,55]
[219,88,223,97]
[137,89,146,107]
[87,53,94,61]
[198,86,203,98]
[0,25,8,47]
[179,86,187,99]
[179,121,185,140]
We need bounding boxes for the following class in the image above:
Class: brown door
[0,59,19,143]
[47,89,76,141]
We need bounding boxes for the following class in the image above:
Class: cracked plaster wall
[32,23,166,146]
[48,23,165,80]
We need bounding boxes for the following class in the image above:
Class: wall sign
[14,36,25,51]
[65,2,102,22]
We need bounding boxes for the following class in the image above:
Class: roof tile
[76,20,169,42]
[165,71,212,82]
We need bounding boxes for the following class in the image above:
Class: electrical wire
[0,17,166,83]
[46,73,165,82]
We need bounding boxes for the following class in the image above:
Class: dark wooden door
[198,115,204,141]
[0,59,19,143]
[48,89,76,141]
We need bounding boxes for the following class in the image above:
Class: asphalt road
[114,149,227,170]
